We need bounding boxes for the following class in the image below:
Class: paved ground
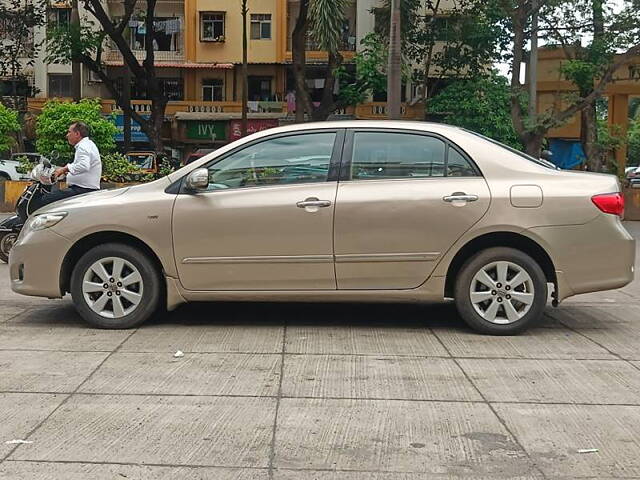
[0,222,639,479]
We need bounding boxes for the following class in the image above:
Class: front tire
[70,243,162,329]
[454,247,547,335]
[0,232,18,263]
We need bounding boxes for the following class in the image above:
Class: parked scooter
[0,155,60,263]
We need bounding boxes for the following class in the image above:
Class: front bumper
[10,228,71,298]
[528,214,635,301]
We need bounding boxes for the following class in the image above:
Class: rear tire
[70,243,162,329]
[0,232,17,263]
[454,247,547,335]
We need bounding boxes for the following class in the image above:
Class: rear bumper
[528,214,635,301]
[9,228,70,298]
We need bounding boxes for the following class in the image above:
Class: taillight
[591,192,624,217]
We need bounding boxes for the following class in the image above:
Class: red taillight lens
[591,193,624,217]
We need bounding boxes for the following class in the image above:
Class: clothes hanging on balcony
[164,18,181,35]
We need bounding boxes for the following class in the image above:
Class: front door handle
[297,197,332,208]
[443,192,479,203]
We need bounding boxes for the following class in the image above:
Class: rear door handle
[443,193,479,203]
[296,197,332,208]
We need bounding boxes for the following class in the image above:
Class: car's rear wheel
[70,243,161,329]
[454,247,547,335]
[0,232,17,263]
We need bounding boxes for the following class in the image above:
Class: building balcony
[355,102,423,120]
[104,49,185,65]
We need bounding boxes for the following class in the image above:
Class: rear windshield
[463,129,559,170]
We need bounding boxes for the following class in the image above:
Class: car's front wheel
[70,243,162,329]
[454,247,547,335]
[0,232,17,263]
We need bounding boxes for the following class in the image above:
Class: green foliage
[628,118,640,167]
[35,99,118,165]
[0,104,20,154]
[428,71,522,149]
[45,22,106,66]
[14,155,35,175]
[336,33,388,106]
[308,0,349,53]
[0,0,45,79]
[101,153,154,184]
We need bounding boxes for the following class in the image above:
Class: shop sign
[229,119,279,141]
[186,121,227,141]
[113,114,149,143]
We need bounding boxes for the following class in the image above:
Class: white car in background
[0,153,46,182]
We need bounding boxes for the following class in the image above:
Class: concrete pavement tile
[79,352,281,396]
[0,351,108,393]
[0,305,29,323]
[7,302,87,326]
[433,327,613,360]
[274,471,543,480]
[10,394,276,467]
[0,462,269,479]
[120,324,284,353]
[494,403,640,477]
[286,326,448,356]
[459,358,640,404]
[562,289,638,305]
[274,399,538,476]
[0,323,131,352]
[282,355,481,401]
[550,305,640,360]
[0,393,64,458]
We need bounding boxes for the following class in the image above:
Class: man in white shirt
[33,122,101,209]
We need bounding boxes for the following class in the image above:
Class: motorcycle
[0,155,59,263]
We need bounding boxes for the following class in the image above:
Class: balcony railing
[287,34,357,52]
[105,49,185,64]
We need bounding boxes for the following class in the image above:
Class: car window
[350,132,446,180]
[447,147,478,177]
[206,132,336,190]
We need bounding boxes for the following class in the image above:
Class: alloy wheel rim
[469,261,535,325]
[82,257,144,319]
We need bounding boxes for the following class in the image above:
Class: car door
[333,129,491,290]
[172,130,343,291]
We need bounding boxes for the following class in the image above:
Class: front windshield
[463,129,559,170]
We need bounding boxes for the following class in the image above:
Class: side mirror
[541,150,553,161]
[185,168,209,191]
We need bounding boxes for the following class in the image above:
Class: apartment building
[27,0,439,154]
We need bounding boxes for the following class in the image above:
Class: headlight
[29,212,68,231]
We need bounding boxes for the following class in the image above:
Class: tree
[428,71,522,148]
[35,99,118,163]
[0,0,45,104]
[46,0,169,153]
[336,33,388,106]
[543,0,640,170]
[0,103,20,154]
[500,0,640,159]
[387,0,402,119]
[241,0,248,136]
[629,117,640,166]
[292,0,350,121]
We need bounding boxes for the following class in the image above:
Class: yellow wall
[190,0,280,63]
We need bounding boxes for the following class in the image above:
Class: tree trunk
[524,134,543,158]
[241,0,248,136]
[310,52,342,122]
[581,104,601,171]
[387,0,402,119]
[578,0,604,170]
[292,0,313,122]
[71,0,81,101]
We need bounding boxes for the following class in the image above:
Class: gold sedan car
[8,121,635,334]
